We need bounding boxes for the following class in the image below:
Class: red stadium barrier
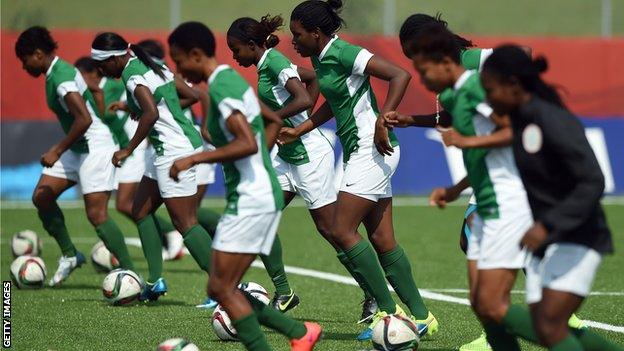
[2,30,623,120]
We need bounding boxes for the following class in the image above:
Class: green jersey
[121,57,201,156]
[443,70,524,219]
[312,36,398,162]
[257,48,331,165]
[207,64,284,215]
[99,77,130,148]
[45,56,114,153]
[439,48,493,109]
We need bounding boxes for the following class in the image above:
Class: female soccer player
[481,45,620,351]
[74,56,185,261]
[407,23,534,350]
[167,21,322,351]
[285,0,436,340]
[226,14,338,313]
[14,26,134,286]
[90,32,214,302]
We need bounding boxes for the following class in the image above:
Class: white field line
[2,196,624,209]
[427,288,624,297]
[2,237,622,333]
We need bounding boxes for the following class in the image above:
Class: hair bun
[326,0,343,12]
[266,34,280,48]
[532,56,548,73]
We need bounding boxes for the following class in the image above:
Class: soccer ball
[372,314,420,351]
[212,305,237,341]
[11,230,42,257]
[238,281,270,305]
[10,255,46,289]
[102,269,143,306]
[156,338,199,351]
[91,241,119,272]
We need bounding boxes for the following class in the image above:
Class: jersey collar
[318,35,338,60]
[98,77,107,89]
[257,48,272,71]
[208,64,230,84]
[45,56,59,78]
[453,69,475,91]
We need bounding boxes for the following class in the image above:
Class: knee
[171,217,195,234]
[86,206,108,226]
[207,278,235,302]
[32,190,52,210]
[533,309,569,345]
[369,231,396,253]
[475,292,508,323]
[115,199,133,218]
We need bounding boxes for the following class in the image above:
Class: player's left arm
[274,77,313,120]
[364,55,411,155]
[297,66,320,115]
[175,75,200,109]
[260,100,283,149]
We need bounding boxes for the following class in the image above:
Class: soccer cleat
[139,277,168,302]
[195,296,218,309]
[459,331,491,351]
[357,297,378,324]
[290,321,322,351]
[411,311,439,338]
[568,313,587,329]
[162,230,185,261]
[48,251,86,287]
[357,305,406,341]
[271,290,301,313]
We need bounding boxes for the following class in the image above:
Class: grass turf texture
[2,0,623,35]
[1,203,623,350]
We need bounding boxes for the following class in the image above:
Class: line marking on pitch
[426,288,624,297]
[3,236,623,333]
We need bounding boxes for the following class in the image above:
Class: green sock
[483,322,521,351]
[503,304,539,342]
[37,203,76,257]
[571,327,623,351]
[136,215,164,283]
[196,207,220,236]
[95,218,134,270]
[182,224,213,272]
[244,291,306,339]
[260,235,291,295]
[231,312,271,351]
[379,245,428,319]
[154,214,176,233]
[337,251,372,299]
[551,334,583,351]
[345,240,396,314]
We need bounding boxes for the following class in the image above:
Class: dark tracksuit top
[510,96,613,258]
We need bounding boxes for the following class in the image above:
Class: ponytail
[482,45,565,109]
[91,32,164,79]
[228,14,284,48]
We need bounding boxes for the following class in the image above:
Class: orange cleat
[290,322,322,351]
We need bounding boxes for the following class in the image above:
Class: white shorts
[196,143,216,185]
[115,144,147,184]
[273,151,337,210]
[525,243,602,304]
[42,149,116,194]
[212,211,282,255]
[467,209,531,270]
[144,148,199,199]
[339,146,400,202]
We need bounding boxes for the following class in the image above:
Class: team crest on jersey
[522,123,542,154]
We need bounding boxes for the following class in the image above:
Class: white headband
[91,44,130,61]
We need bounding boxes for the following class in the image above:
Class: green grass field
[1,201,623,350]
[2,0,623,35]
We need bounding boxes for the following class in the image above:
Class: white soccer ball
[238,281,270,305]
[372,314,420,351]
[102,269,143,306]
[11,230,42,257]
[91,241,119,272]
[212,304,238,341]
[156,338,199,351]
[10,255,46,289]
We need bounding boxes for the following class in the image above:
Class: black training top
[510,96,613,257]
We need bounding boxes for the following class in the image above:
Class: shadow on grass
[320,331,360,341]
[48,283,100,290]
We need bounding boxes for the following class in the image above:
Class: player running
[14,26,134,286]
[167,21,322,351]
[90,32,214,302]
[226,14,337,313]
[285,0,437,340]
